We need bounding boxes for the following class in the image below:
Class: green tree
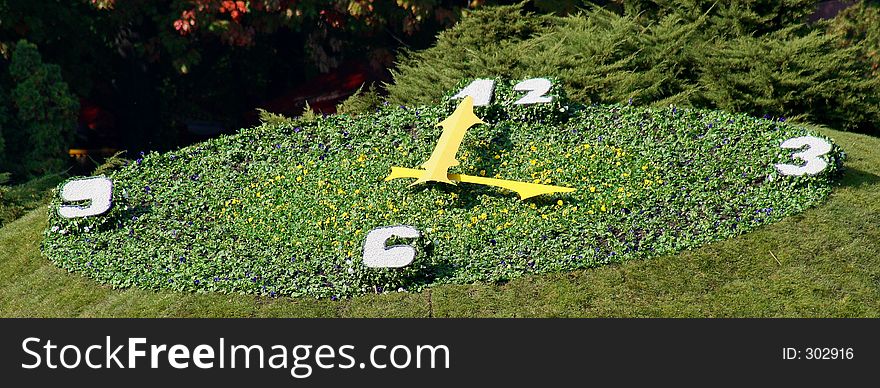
[697,27,880,129]
[618,0,817,37]
[0,92,6,168]
[387,3,880,133]
[5,40,78,178]
[828,1,880,78]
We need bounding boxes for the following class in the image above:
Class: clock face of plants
[42,78,845,298]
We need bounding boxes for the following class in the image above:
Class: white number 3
[58,177,113,218]
[774,136,832,176]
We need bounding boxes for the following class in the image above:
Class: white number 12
[451,78,553,106]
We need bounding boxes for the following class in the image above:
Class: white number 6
[362,225,420,268]
[58,177,113,218]
[774,136,832,176]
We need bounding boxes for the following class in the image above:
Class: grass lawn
[1,126,878,317]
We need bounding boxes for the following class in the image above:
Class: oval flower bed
[42,83,844,298]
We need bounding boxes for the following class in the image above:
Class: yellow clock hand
[387,167,575,200]
[414,96,484,185]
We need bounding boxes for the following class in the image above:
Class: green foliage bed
[42,81,844,298]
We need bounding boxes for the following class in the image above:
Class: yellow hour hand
[414,96,484,185]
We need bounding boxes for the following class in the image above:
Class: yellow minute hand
[413,95,484,185]
[386,167,575,200]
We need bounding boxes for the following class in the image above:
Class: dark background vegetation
[0,1,878,184]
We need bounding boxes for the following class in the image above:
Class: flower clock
[43,78,845,298]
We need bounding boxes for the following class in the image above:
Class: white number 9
[774,136,832,176]
[362,225,421,268]
[58,177,113,218]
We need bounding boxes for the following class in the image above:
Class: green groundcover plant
[42,79,844,299]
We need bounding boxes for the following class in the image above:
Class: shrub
[0,173,64,227]
[3,40,78,179]
[0,81,8,169]
[0,108,5,167]
[336,84,384,116]
[696,26,880,129]
[620,0,818,37]
[387,4,880,133]
[42,79,844,298]
[827,1,880,78]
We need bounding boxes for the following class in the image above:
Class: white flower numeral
[513,77,553,105]
[774,136,833,176]
[451,78,553,106]
[450,79,495,107]
[362,225,420,268]
[58,177,113,219]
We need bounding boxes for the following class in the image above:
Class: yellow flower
[589,186,596,193]
[557,200,563,206]
[479,213,487,220]
[600,205,607,212]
